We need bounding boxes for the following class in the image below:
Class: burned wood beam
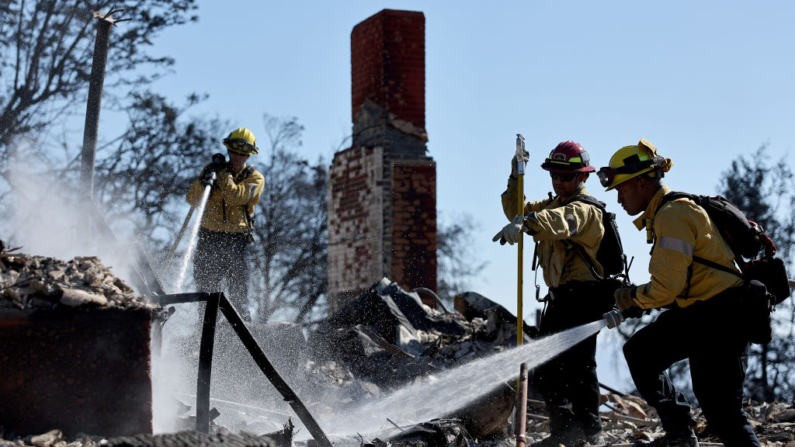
[152,292,212,306]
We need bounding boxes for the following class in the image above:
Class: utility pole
[80,9,127,199]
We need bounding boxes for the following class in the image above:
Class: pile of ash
[0,241,153,311]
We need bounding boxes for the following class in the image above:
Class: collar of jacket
[632,184,672,231]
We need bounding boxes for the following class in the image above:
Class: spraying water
[321,319,607,438]
[175,179,213,292]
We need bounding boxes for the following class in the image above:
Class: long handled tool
[162,206,195,269]
[514,134,526,402]
[515,134,526,348]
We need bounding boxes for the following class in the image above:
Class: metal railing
[150,292,331,447]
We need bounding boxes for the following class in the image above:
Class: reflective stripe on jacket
[631,185,743,309]
[186,163,265,234]
[501,178,605,288]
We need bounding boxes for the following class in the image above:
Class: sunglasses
[550,172,578,181]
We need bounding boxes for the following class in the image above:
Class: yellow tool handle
[515,134,526,348]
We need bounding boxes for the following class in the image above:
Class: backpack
[656,192,792,344]
[568,195,627,280]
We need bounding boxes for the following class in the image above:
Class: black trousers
[535,281,613,438]
[623,287,761,446]
[193,227,251,321]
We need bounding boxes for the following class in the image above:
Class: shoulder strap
[650,191,694,250]
[566,194,606,210]
[563,195,606,281]
[654,191,698,218]
[237,166,258,233]
[234,166,256,184]
[692,256,743,278]
[655,191,744,297]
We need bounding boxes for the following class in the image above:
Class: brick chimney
[351,9,425,129]
[327,9,437,313]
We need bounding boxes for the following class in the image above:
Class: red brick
[351,9,425,128]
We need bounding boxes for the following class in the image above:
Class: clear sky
[118,0,795,323]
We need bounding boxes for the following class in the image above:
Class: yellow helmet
[597,139,673,191]
[223,128,259,155]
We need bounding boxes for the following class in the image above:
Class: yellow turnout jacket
[631,185,743,309]
[502,179,605,288]
[187,163,265,234]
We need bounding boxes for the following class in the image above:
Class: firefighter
[599,139,761,447]
[187,127,265,321]
[492,141,610,446]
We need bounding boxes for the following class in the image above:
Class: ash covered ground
[2,247,795,447]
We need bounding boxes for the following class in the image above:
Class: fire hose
[603,278,795,330]
[164,154,226,271]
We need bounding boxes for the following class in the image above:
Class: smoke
[0,159,366,436]
[0,158,203,433]
[0,160,142,287]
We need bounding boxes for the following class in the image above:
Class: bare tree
[719,144,795,402]
[0,0,197,180]
[248,115,328,324]
[437,214,487,307]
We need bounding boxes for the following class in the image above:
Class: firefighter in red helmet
[493,141,614,446]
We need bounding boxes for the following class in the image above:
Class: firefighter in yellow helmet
[492,141,613,446]
[187,128,265,321]
[600,139,760,447]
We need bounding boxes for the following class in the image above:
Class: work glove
[199,154,227,190]
[200,171,216,189]
[492,215,529,246]
[510,148,530,178]
[200,153,227,178]
[614,286,642,319]
[206,153,227,174]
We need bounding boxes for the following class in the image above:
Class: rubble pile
[477,391,795,446]
[294,279,795,446]
[0,429,280,447]
[308,279,529,391]
[3,265,794,446]
[0,243,152,310]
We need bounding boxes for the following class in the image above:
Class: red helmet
[540,141,596,173]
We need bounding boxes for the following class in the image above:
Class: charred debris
[2,245,795,446]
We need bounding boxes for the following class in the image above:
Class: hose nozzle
[603,308,624,329]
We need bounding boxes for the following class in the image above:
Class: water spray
[320,320,607,439]
[175,172,215,292]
